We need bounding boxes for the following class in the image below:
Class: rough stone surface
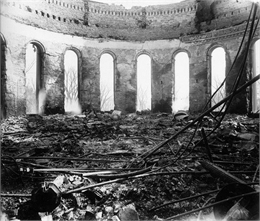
[1,36,7,119]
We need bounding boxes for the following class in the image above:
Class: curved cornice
[180,21,260,44]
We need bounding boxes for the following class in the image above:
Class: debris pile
[1,111,259,221]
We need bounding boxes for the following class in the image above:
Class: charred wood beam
[14,156,126,163]
[2,159,51,168]
[200,161,246,184]
[30,169,257,176]
[0,193,31,198]
[145,171,256,176]
[34,167,139,171]
[214,161,252,166]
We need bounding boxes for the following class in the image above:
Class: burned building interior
[0,0,260,220]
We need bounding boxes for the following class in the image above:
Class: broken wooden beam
[214,161,252,166]
[199,160,246,184]
[15,156,127,163]
[0,193,31,198]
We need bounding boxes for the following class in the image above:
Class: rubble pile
[1,111,259,221]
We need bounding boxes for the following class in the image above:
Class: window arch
[210,47,226,111]
[136,53,151,111]
[172,51,190,113]
[25,41,44,114]
[64,49,80,113]
[251,39,260,113]
[100,52,115,111]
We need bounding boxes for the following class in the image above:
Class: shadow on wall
[123,91,136,113]
[43,74,65,115]
[44,92,65,115]
[226,47,248,114]
[153,98,172,113]
[1,35,7,119]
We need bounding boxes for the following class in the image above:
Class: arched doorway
[173,51,190,113]
[211,47,226,111]
[136,54,151,111]
[100,53,115,111]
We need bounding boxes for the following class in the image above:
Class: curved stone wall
[0,0,259,116]
[1,0,255,41]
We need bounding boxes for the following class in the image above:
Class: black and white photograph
[0,0,259,220]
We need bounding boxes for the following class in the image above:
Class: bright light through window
[136,54,151,111]
[211,47,226,111]
[25,43,38,114]
[100,53,115,111]
[252,39,260,112]
[64,50,79,113]
[173,52,189,113]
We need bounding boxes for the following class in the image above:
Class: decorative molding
[2,0,197,18]
[180,22,260,43]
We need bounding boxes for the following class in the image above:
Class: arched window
[64,50,80,113]
[252,39,260,113]
[173,52,189,113]
[136,54,151,111]
[211,47,226,111]
[100,53,114,111]
[25,43,43,114]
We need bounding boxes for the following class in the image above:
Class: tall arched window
[173,52,190,113]
[136,54,151,111]
[25,43,42,114]
[211,47,226,111]
[64,50,80,113]
[252,39,260,113]
[100,53,114,111]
